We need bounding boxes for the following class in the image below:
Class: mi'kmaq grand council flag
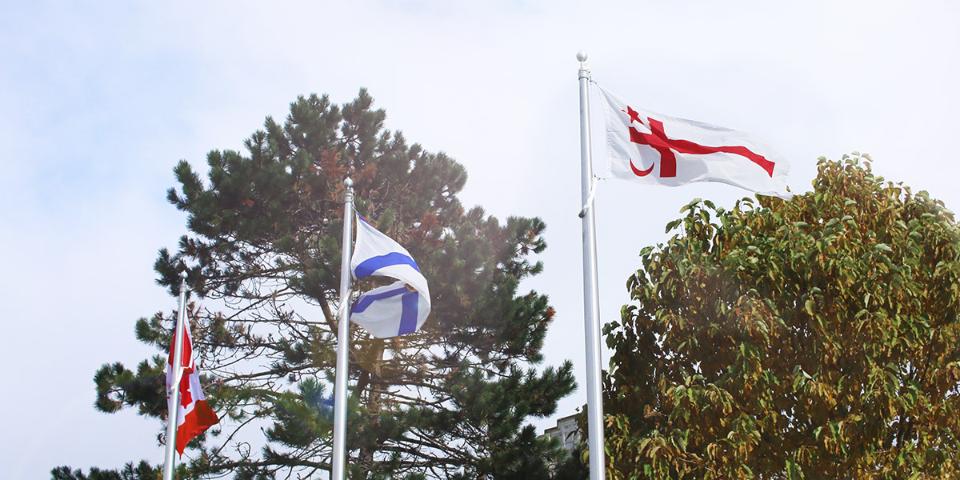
[599,88,792,198]
[166,319,219,455]
[349,215,431,338]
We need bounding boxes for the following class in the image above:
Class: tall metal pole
[577,51,606,480]
[162,271,189,480]
[331,177,355,480]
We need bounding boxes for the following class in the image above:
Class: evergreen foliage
[604,155,960,478]
[75,90,575,479]
[51,461,159,480]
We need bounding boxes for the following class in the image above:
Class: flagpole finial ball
[179,270,188,280]
[344,177,353,187]
[576,51,588,62]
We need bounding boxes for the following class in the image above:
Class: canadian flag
[600,88,792,198]
[166,320,219,455]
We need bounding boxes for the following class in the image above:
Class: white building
[542,412,581,456]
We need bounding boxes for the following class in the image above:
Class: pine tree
[50,461,158,480]
[81,90,575,479]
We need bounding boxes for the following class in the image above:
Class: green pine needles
[72,90,576,479]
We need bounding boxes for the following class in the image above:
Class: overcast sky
[2,1,959,477]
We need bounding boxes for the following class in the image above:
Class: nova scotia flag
[350,216,431,337]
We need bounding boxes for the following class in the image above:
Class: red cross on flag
[166,319,219,455]
[600,88,791,198]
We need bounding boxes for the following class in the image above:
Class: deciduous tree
[604,155,960,479]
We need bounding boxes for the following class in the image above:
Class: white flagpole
[331,177,355,480]
[577,51,607,480]
[162,271,189,480]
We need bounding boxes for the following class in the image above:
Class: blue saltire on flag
[349,216,431,338]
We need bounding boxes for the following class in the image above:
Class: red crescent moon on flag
[629,158,654,176]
